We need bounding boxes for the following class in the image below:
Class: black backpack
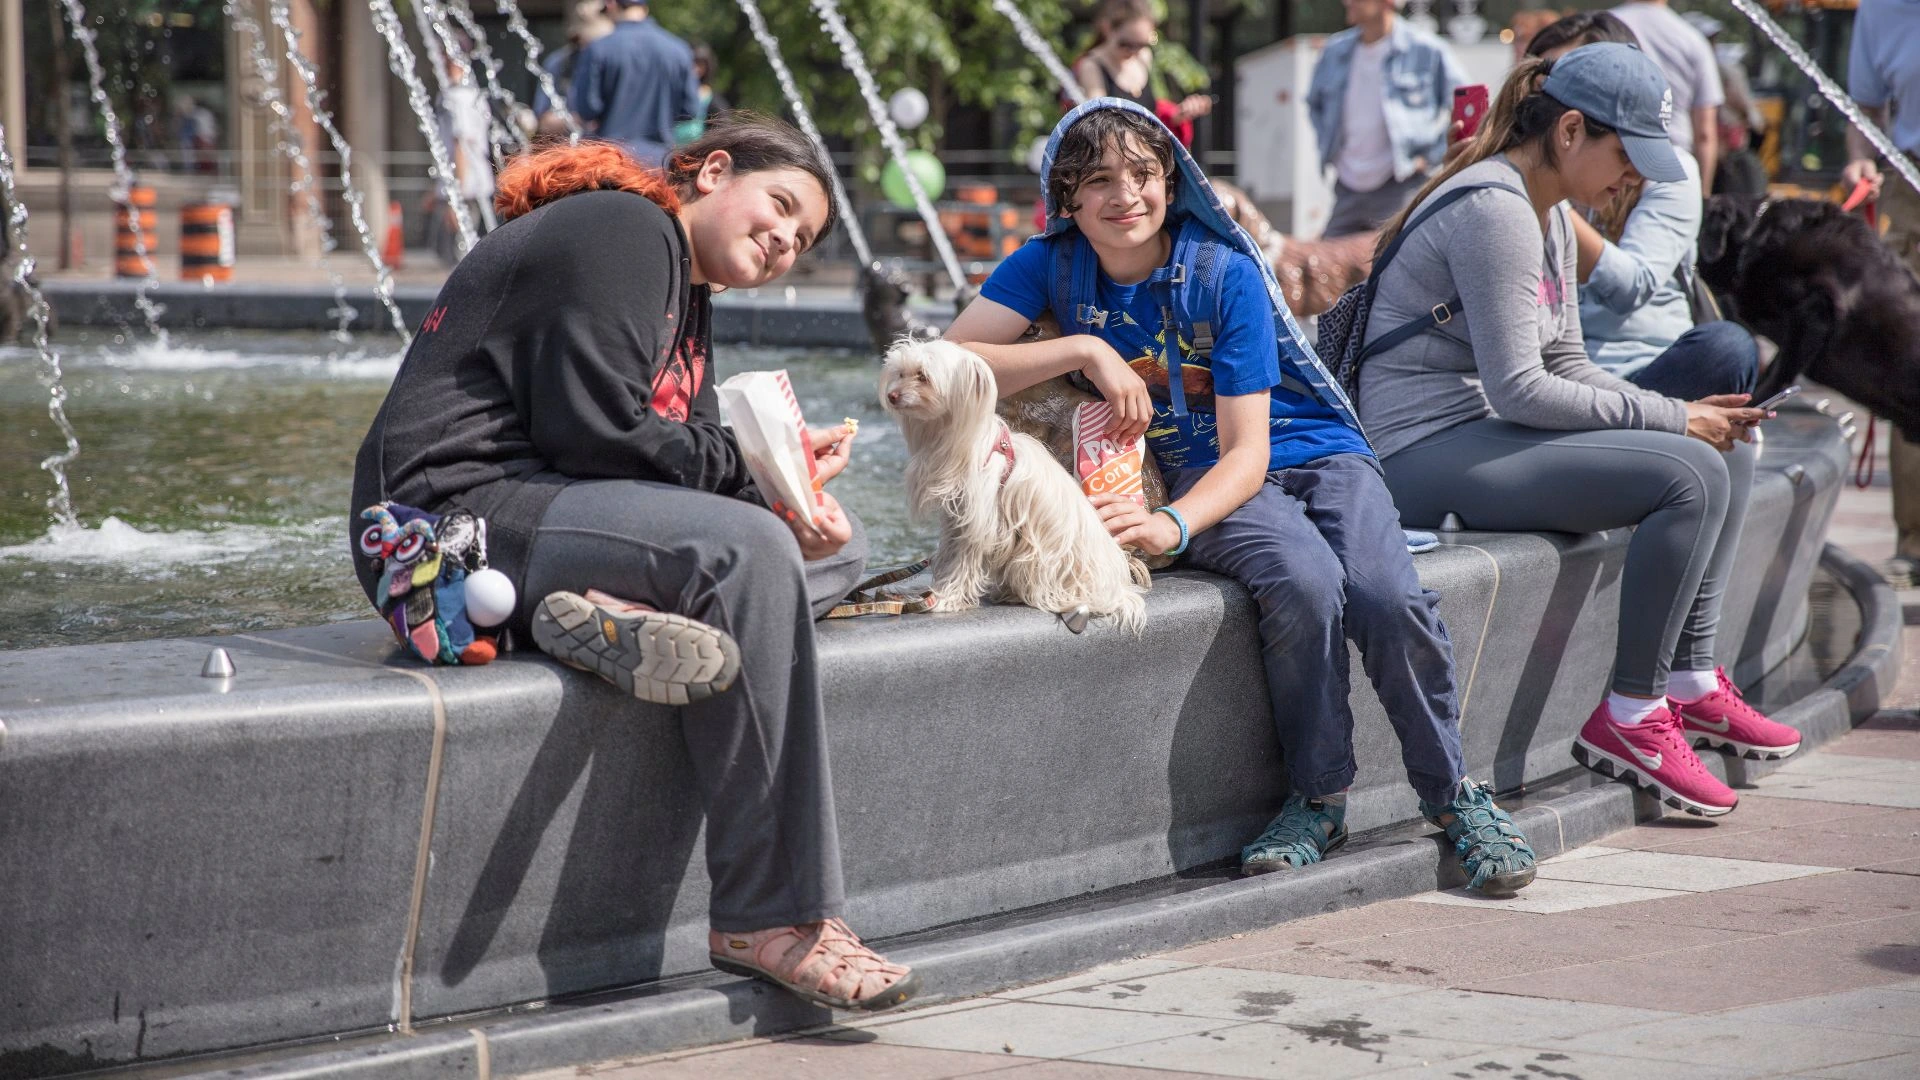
[1317,181,1525,399]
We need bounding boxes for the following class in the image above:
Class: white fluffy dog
[880,339,1147,632]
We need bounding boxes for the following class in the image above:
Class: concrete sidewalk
[523,417,1920,1079]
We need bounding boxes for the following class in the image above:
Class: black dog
[1698,194,1920,441]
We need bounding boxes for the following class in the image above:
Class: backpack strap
[1052,231,1111,335]
[1161,218,1313,412]
[1356,181,1526,364]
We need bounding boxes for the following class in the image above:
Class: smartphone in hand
[1452,85,1490,142]
[1754,384,1802,414]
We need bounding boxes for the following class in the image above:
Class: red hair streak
[493,141,683,223]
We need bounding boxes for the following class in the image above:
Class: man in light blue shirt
[566,0,699,167]
[1307,0,1465,237]
[1842,0,1920,577]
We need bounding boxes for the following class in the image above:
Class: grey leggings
[1381,419,1754,697]
[517,479,868,930]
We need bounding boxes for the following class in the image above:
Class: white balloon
[463,568,518,628]
[889,87,930,131]
[1026,135,1050,176]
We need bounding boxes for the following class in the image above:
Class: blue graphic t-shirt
[980,234,1373,471]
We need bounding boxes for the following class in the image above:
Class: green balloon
[880,150,946,209]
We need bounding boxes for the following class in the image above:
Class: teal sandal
[1241,793,1348,876]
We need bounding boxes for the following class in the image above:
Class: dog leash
[1838,179,1880,489]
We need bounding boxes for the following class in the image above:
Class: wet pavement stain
[1281,1015,1389,1061]
[1233,989,1298,1017]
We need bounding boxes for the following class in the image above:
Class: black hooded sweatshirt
[349,190,752,623]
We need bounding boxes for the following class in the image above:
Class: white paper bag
[716,369,818,528]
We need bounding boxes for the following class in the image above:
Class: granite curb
[138,543,1903,1080]
[36,281,945,350]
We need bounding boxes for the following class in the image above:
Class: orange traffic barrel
[114,184,157,278]
[179,202,235,283]
[948,184,1009,260]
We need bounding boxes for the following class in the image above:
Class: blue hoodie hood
[1034,97,1368,441]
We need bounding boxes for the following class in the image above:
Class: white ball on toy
[464,568,517,628]
[889,87,930,130]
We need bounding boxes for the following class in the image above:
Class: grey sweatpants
[518,479,868,930]
[1381,420,1754,697]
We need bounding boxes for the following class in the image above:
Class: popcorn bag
[717,369,818,527]
[1072,400,1147,507]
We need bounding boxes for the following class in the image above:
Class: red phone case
[1452,85,1490,141]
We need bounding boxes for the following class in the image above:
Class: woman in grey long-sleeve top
[1356,44,1804,820]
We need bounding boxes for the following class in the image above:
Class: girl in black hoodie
[352,117,916,1011]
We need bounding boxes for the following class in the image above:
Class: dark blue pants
[1167,453,1466,805]
[1624,321,1759,401]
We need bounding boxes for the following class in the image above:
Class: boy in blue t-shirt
[945,99,1535,894]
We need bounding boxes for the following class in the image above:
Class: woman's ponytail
[1373,56,1548,260]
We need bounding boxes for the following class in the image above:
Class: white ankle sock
[1666,669,1718,703]
[1606,692,1664,725]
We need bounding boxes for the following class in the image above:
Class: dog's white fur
[880,339,1147,632]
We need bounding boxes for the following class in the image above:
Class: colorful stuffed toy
[357,502,516,665]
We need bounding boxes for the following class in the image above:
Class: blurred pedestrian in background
[535,0,616,138]
[566,0,699,166]
[1071,0,1212,148]
[1611,0,1724,193]
[1679,11,1768,197]
[1842,0,1920,587]
[673,43,730,144]
[1309,0,1465,237]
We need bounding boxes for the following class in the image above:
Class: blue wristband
[1153,505,1190,557]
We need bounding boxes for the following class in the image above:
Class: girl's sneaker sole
[1689,732,1801,761]
[532,591,741,706]
[1571,739,1737,817]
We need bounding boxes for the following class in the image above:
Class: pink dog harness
[989,421,1017,487]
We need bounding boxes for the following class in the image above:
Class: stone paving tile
[1533,848,1835,891]
[548,1037,1039,1079]
[1764,755,1920,781]
[1367,1045,1762,1080]
[1596,796,1892,849]
[994,958,1197,1000]
[1634,824,1920,868]
[1023,963,1417,1022]
[1156,901,1523,965]
[1804,1053,1920,1080]
[1731,868,1920,910]
[1217,910,1754,987]
[1746,775,1920,809]
[1282,986,1679,1044]
[1408,877,1686,914]
[819,1001,1222,1060]
[1549,1016,1920,1073]
[981,1061,1235,1079]
[1460,917,1920,1012]
[1829,729,1920,761]
[1820,808,1920,839]
[1866,858,1920,875]
[1553,886,1894,935]
[1714,987,1920,1037]
[1070,1018,1492,1080]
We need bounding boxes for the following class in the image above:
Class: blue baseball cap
[1541,42,1686,184]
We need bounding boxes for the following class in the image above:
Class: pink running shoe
[1572,702,1738,816]
[1674,667,1803,761]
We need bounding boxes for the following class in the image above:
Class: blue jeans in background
[1625,320,1760,401]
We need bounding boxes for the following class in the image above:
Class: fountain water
[990,0,1085,105]
[495,0,581,143]
[57,0,165,338]
[415,0,514,170]
[442,0,534,154]
[733,0,873,269]
[226,3,356,345]
[367,0,477,257]
[807,0,967,293]
[1728,0,1920,198]
[266,0,410,344]
[1,125,82,527]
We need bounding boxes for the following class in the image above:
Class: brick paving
[522,398,1920,1080]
